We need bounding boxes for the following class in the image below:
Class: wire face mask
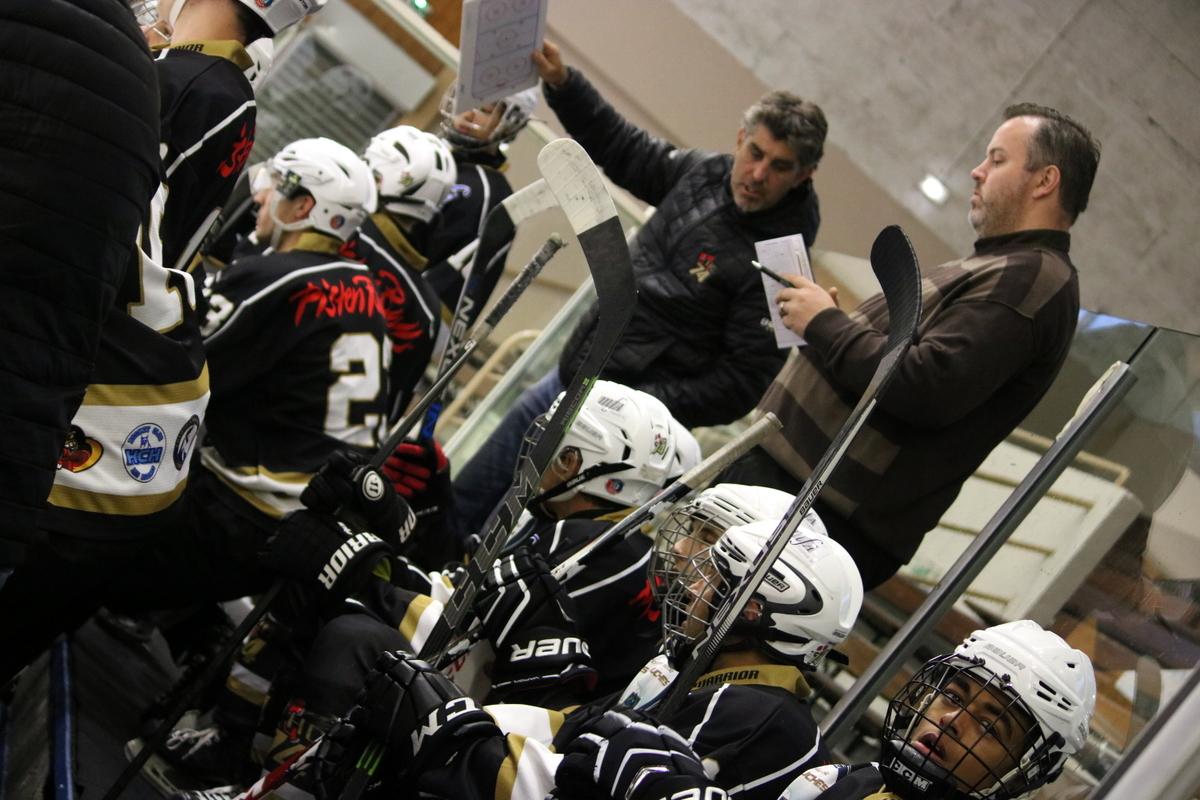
[880,654,1054,800]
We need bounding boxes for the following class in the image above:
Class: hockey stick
[418,139,635,662]
[431,413,784,670]
[102,237,565,800]
[367,233,565,468]
[420,179,559,440]
[551,413,783,583]
[325,139,635,800]
[654,224,923,720]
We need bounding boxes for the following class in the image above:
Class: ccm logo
[884,757,932,791]
[411,696,478,752]
[510,637,590,661]
[665,789,728,800]
[317,532,382,589]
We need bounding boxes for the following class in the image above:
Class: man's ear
[552,447,582,480]
[1031,164,1061,201]
[294,194,317,220]
[741,598,764,623]
[736,126,746,150]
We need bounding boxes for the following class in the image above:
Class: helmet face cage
[651,499,745,604]
[880,654,1057,799]
[661,544,727,664]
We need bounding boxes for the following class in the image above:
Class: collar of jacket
[973,228,1070,257]
[291,232,344,255]
[153,39,253,71]
[690,663,813,699]
[370,212,429,270]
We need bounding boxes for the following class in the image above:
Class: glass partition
[812,319,1200,799]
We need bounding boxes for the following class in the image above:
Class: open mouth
[914,731,947,762]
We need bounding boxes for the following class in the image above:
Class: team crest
[173,415,201,470]
[651,432,669,458]
[123,422,166,483]
[689,251,716,282]
[58,425,103,473]
[605,478,625,495]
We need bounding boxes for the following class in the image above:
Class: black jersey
[423,154,515,323]
[200,233,391,517]
[340,213,441,416]
[40,247,209,540]
[523,512,662,698]
[148,40,257,274]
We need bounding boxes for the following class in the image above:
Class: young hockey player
[346,125,457,418]
[136,0,320,274]
[422,87,540,322]
[148,382,694,794]
[777,620,1095,800]
[246,516,861,800]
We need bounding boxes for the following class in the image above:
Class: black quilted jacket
[548,69,820,427]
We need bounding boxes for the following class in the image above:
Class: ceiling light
[919,174,949,205]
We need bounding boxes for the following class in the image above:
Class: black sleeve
[544,68,706,206]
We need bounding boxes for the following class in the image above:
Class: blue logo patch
[173,415,201,470]
[123,422,166,483]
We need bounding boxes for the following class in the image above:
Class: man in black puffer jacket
[452,39,826,538]
[0,0,159,573]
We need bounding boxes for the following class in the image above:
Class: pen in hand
[751,259,796,288]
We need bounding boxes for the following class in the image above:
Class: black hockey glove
[476,548,596,694]
[345,650,500,779]
[260,511,391,608]
[555,709,725,800]
[301,450,417,549]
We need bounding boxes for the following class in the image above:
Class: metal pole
[820,359,1138,744]
[1088,663,1200,800]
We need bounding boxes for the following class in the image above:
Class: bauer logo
[123,423,166,483]
[173,415,201,470]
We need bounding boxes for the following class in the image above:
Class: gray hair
[743,90,828,171]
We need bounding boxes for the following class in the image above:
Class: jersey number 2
[326,333,391,447]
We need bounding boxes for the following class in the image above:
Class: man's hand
[532,41,569,89]
[302,451,417,549]
[260,511,391,608]
[776,275,839,337]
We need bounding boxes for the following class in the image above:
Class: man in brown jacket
[723,103,1101,588]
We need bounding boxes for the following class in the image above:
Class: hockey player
[422,87,540,323]
[252,516,862,800]
[136,0,320,274]
[618,620,1097,800]
[346,126,457,418]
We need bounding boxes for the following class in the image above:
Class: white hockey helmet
[880,620,1096,799]
[662,518,861,670]
[532,381,682,510]
[260,137,376,242]
[234,0,321,36]
[364,126,457,224]
[650,483,823,601]
[439,85,540,151]
[666,419,701,483]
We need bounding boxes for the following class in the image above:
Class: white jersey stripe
[165,99,256,178]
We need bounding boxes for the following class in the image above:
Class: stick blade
[870,225,923,348]
[538,138,637,317]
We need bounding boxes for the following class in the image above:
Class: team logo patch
[329,214,345,230]
[689,251,716,282]
[58,426,103,473]
[255,0,273,8]
[123,422,166,483]
[605,478,624,495]
[173,415,201,470]
[651,432,669,458]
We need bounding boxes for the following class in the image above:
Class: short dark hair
[1004,103,1101,222]
[743,90,828,172]
[231,1,274,43]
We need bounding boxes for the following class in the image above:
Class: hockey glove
[476,548,596,694]
[556,709,725,800]
[347,650,501,779]
[260,511,391,609]
[382,438,463,568]
[301,450,417,549]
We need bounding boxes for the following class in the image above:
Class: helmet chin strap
[150,0,186,45]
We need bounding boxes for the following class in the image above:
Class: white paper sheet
[455,0,548,113]
[755,233,812,349]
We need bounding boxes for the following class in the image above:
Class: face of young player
[450,103,505,143]
[909,673,1034,792]
[730,125,811,213]
[968,116,1040,238]
[253,184,310,241]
